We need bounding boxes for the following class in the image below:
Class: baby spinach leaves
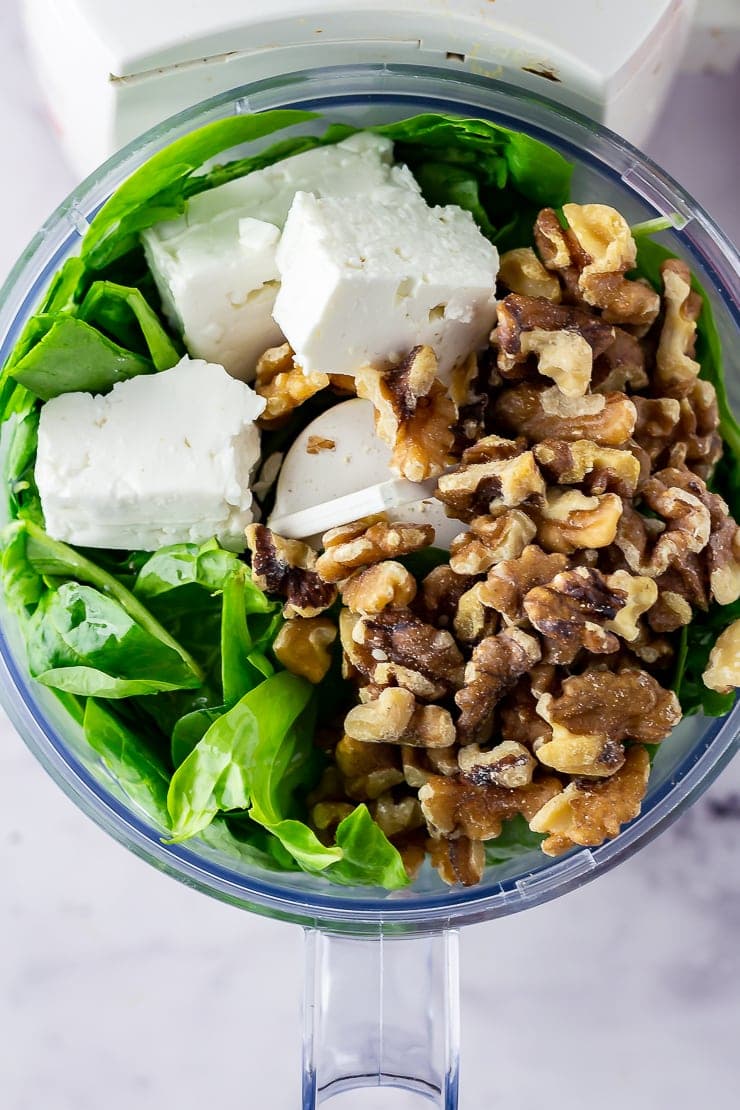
[26,583,203,697]
[166,671,408,888]
[81,110,319,270]
[377,112,572,250]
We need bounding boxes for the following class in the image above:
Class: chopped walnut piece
[449,509,536,575]
[306,435,336,455]
[453,581,499,644]
[317,518,434,583]
[449,352,480,410]
[561,203,661,328]
[534,207,574,271]
[646,551,709,632]
[372,793,424,837]
[499,679,553,747]
[536,489,623,553]
[653,467,740,606]
[458,740,536,788]
[524,566,627,656]
[355,345,456,481]
[479,544,568,625]
[273,616,337,683]
[632,396,682,464]
[539,667,681,750]
[563,203,637,278]
[352,608,465,700]
[416,565,476,629]
[654,259,702,398]
[648,589,693,633]
[666,380,723,480]
[456,628,542,744]
[535,693,626,778]
[450,350,497,453]
[591,327,649,393]
[255,343,329,423]
[394,831,428,881]
[494,384,637,447]
[429,837,485,886]
[615,478,711,579]
[703,620,740,694]
[533,439,640,497]
[498,247,562,301]
[335,734,405,801]
[419,773,562,840]
[494,294,615,396]
[602,570,658,641]
[627,624,674,670]
[344,687,456,748]
[343,686,415,741]
[530,746,650,855]
[535,205,659,329]
[245,524,337,618]
[435,435,545,522]
[341,560,417,614]
[312,801,355,830]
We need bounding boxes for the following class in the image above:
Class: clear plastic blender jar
[0,64,738,1108]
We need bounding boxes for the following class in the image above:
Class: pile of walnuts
[248,203,740,887]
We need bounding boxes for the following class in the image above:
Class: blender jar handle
[302,926,460,1107]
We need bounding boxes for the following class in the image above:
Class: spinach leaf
[81,110,319,270]
[188,123,355,196]
[220,572,270,706]
[1,523,43,611]
[4,408,43,524]
[166,671,313,842]
[26,583,203,697]
[18,521,203,680]
[672,599,740,717]
[199,815,296,872]
[484,814,546,865]
[246,694,406,881]
[375,113,570,251]
[412,163,496,237]
[9,316,152,400]
[377,114,571,208]
[327,806,409,889]
[135,539,270,609]
[78,281,180,370]
[170,705,226,768]
[84,698,171,825]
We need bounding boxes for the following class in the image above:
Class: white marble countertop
[0,3,738,1107]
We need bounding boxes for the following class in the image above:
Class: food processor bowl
[1,65,738,1107]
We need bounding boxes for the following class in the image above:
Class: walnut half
[355,345,456,481]
[702,620,740,694]
[530,746,651,856]
[245,524,337,618]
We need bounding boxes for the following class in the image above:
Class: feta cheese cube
[142,133,420,381]
[272,191,499,380]
[35,356,265,551]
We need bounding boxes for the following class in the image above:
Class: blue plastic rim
[0,64,738,932]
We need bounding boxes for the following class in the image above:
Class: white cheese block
[142,133,421,382]
[268,398,464,549]
[36,356,265,551]
[272,191,499,380]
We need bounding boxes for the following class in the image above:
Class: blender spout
[302,926,460,1107]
